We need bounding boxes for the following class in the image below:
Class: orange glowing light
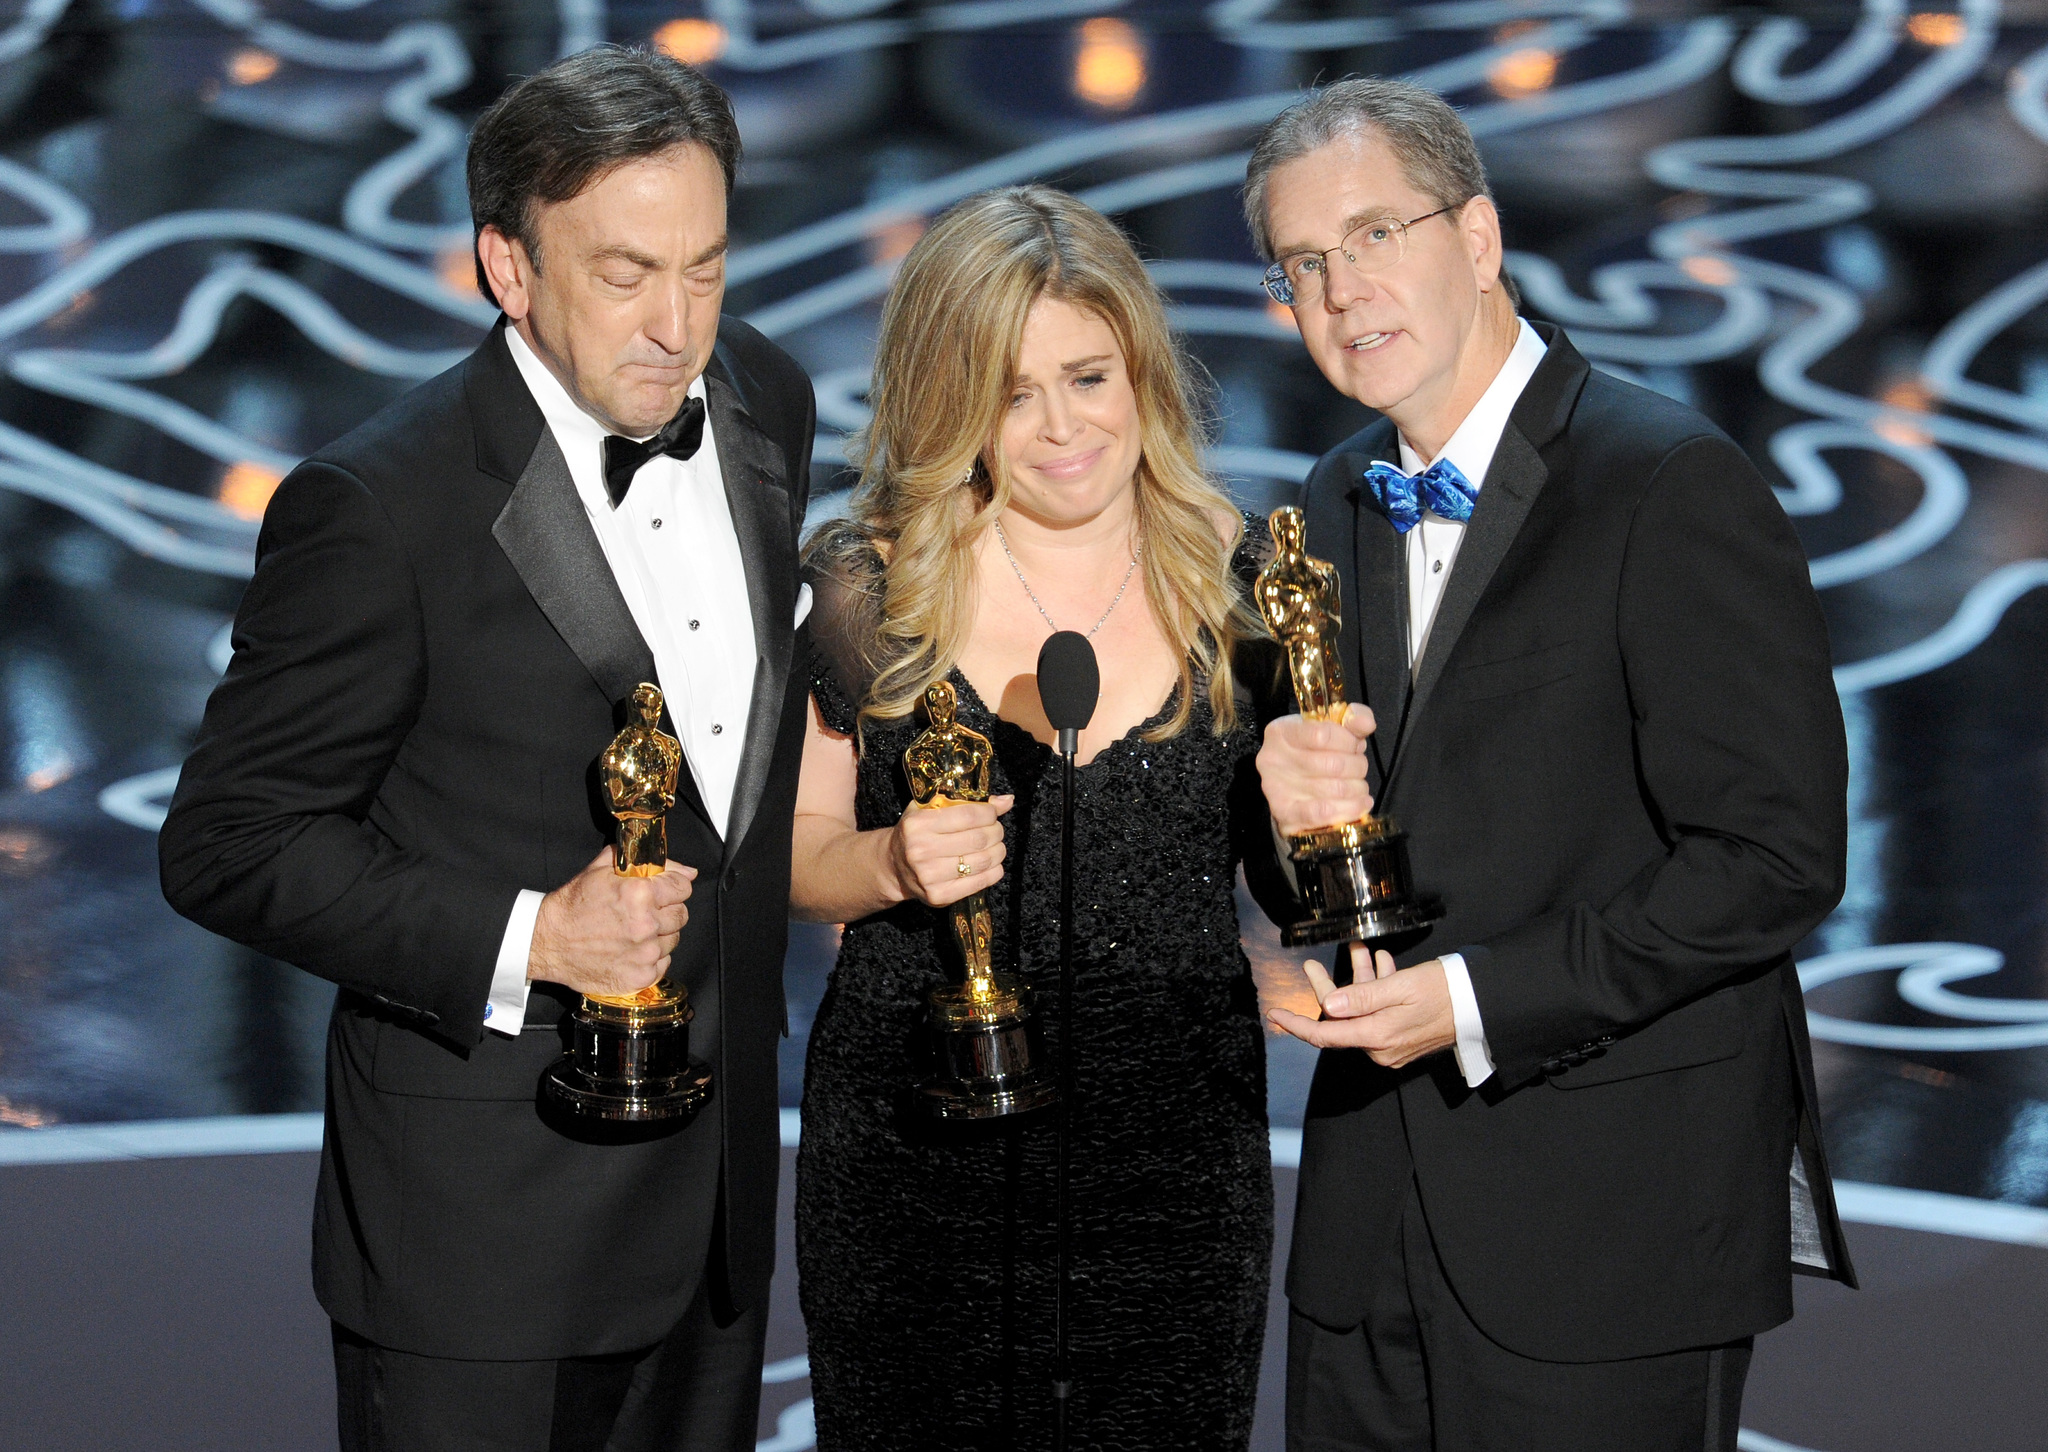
[654,18,727,67]
[1244,940,1323,1027]
[1074,17,1147,111]
[219,462,283,521]
[438,245,481,299]
[47,288,94,330]
[1489,47,1558,99]
[1874,416,1933,447]
[866,215,927,266]
[0,1096,54,1128]
[0,829,49,868]
[1875,378,1935,445]
[227,48,280,86]
[1680,254,1737,287]
[1266,299,1299,332]
[1906,12,1966,46]
[1881,378,1933,413]
[23,759,71,793]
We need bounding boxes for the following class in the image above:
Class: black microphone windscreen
[1037,630,1100,731]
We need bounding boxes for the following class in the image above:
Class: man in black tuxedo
[1242,79,1856,1450]
[160,48,813,1452]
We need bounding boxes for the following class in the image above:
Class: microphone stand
[1051,721,1078,1452]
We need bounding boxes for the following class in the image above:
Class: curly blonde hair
[808,185,1257,738]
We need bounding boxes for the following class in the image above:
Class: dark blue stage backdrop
[0,4,2045,1451]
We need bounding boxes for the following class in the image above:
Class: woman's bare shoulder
[1208,506,1240,548]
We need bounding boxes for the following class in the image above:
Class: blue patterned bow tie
[1363,458,1479,534]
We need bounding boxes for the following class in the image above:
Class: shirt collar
[1396,318,1548,488]
[503,323,709,459]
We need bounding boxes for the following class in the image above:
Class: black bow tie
[601,396,707,508]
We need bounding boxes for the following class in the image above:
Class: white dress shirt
[483,327,758,1037]
[1383,319,1548,1088]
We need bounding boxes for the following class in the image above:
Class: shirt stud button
[1432,559,1444,573]
[652,518,663,529]
[711,723,723,735]
[689,620,700,630]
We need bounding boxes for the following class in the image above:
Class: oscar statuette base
[541,982,714,1125]
[1283,814,1445,948]
[915,976,1059,1120]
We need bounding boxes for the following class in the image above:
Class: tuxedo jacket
[1270,325,1857,1363]
[160,318,815,1360]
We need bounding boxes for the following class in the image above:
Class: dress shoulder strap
[1231,508,1275,593]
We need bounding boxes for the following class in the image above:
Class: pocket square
[794,582,813,629]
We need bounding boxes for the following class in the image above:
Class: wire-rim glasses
[1261,203,1463,306]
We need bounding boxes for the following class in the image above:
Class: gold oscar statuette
[906,679,1056,1119]
[540,683,714,1124]
[1256,507,1444,946]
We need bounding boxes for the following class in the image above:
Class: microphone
[1036,630,1100,756]
[1035,628,1097,1452]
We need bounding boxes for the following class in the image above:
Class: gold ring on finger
[956,856,972,876]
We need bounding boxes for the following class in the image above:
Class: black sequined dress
[796,520,1282,1452]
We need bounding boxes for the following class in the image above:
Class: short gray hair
[1242,77,1494,261]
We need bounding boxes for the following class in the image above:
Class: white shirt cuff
[1440,952,1495,1087]
[484,889,544,1038]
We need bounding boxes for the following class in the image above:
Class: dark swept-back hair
[467,45,741,302]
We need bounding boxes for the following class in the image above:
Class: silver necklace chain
[994,519,1139,639]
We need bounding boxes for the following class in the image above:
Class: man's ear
[477,225,532,320]
[1460,195,1506,294]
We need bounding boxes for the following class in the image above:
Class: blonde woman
[790,187,1293,1450]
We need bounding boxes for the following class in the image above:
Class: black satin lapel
[491,428,713,829]
[706,372,796,850]
[493,429,652,703]
[1353,500,1411,784]
[1396,424,1549,779]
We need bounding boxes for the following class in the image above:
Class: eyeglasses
[1261,204,1464,306]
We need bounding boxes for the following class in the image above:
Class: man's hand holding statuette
[528,845,696,998]
[1256,704,1458,1066]
[1257,701,1377,836]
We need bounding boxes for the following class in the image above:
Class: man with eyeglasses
[1244,77,1857,1451]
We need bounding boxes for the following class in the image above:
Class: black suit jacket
[160,317,815,1360]
[1275,325,1856,1362]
